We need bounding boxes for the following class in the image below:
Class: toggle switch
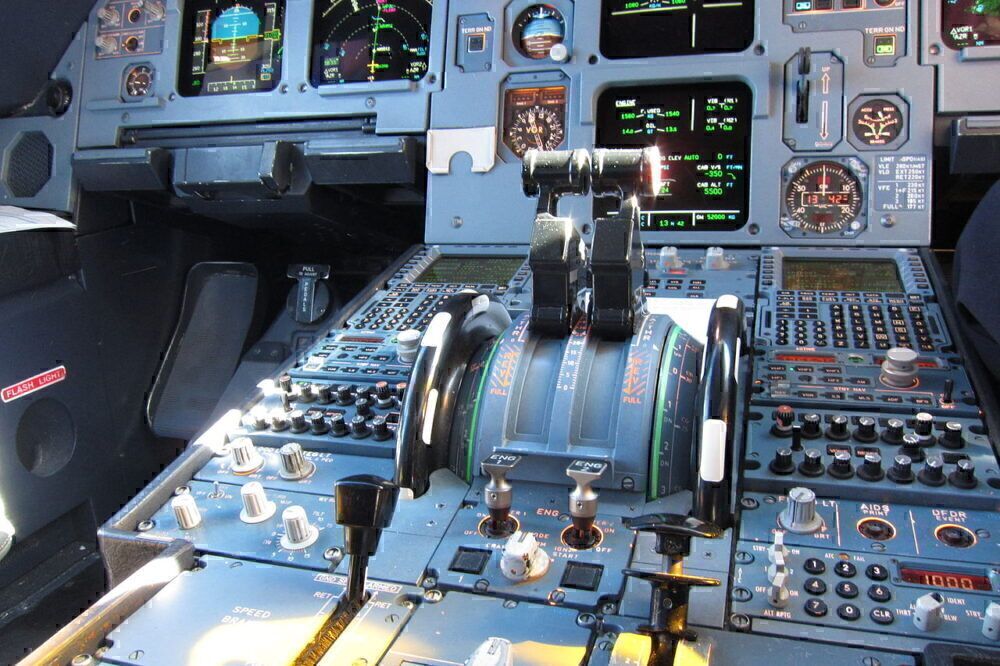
[172,493,202,530]
[279,442,315,480]
[239,482,276,523]
[230,437,264,475]
[565,459,608,549]
[280,505,319,550]
[913,592,945,632]
[481,453,521,538]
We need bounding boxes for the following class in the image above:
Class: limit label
[874,155,928,212]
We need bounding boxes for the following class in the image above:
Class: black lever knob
[623,513,723,558]
[801,413,822,439]
[335,475,399,603]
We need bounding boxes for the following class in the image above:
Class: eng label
[2,366,67,403]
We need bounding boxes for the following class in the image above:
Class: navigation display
[600,0,754,59]
[595,82,752,232]
[783,259,903,293]
[942,0,1000,49]
[415,257,524,285]
[178,0,284,96]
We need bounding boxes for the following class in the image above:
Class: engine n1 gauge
[781,158,868,239]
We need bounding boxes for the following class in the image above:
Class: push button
[834,561,857,578]
[805,599,828,617]
[870,607,895,625]
[804,577,827,595]
[837,603,861,621]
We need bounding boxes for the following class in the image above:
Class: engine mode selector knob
[289,410,308,433]
[913,592,946,632]
[280,505,319,550]
[940,421,965,450]
[171,493,202,530]
[882,418,905,445]
[827,450,855,479]
[801,413,822,439]
[279,442,315,480]
[887,455,915,484]
[880,347,919,388]
[397,329,422,364]
[371,415,391,441]
[704,246,730,270]
[949,459,978,489]
[854,417,877,443]
[500,530,551,582]
[857,452,885,482]
[779,487,823,534]
[826,415,850,441]
[899,433,926,463]
[481,453,522,538]
[230,437,264,475]
[239,482,276,524]
[565,459,608,549]
[308,412,329,435]
[769,448,795,476]
[918,455,946,487]
[798,448,824,477]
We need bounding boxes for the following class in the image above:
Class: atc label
[2,366,67,403]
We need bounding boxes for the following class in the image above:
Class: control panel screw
[862,658,882,666]
[423,589,443,603]
[451,216,463,228]
[732,587,752,602]
[602,602,617,615]
[136,519,155,532]
[128,650,144,661]
[730,613,751,632]
[577,613,596,627]
[385,613,399,624]
[366,97,376,108]
[502,599,518,609]
[548,589,567,604]
[71,655,94,666]
[880,214,896,228]
[741,497,759,510]
[474,579,490,592]
[422,576,437,589]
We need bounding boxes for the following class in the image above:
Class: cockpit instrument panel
[311,0,432,85]
[600,0,755,59]
[942,0,1000,49]
[596,82,752,232]
[178,0,285,96]
[502,86,567,158]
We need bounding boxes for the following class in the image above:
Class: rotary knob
[778,487,823,534]
[279,442,315,480]
[335,385,354,405]
[230,437,264,474]
[940,422,964,450]
[769,448,795,475]
[309,412,329,435]
[350,415,370,438]
[880,347,919,388]
[329,413,349,437]
[280,506,319,550]
[278,374,294,393]
[355,397,373,418]
[798,448,824,477]
[857,452,885,482]
[397,329,422,364]
[881,418,905,445]
[899,433,925,463]
[242,411,267,431]
[826,415,850,441]
[96,34,118,56]
[288,410,308,433]
[801,413,822,439]
[948,459,977,489]
[172,493,202,530]
[772,405,795,437]
[887,454,915,484]
[298,384,315,403]
[827,450,855,479]
[853,416,877,443]
[314,384,332,405]
[269,411,289,432]
[914,412,935,445]
[239,482,276,523]
[374,381,395,408]
[371,415,392,441]
[918,455,946,487]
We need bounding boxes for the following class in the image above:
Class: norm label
[2,366,67,403]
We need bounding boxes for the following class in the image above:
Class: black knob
[395,382,408,400]
[887,455,914,484]
[330,413,349,437]
[881,418,905,445]
[898,433,926,463]
[914,413,935,443]
[372,415,391,441]
[355,398,373,418]
[948,459,977,489]
[940,422,964,450]
[355,386,374,402]
[791,425,804,452]
[298,384,315,403]
[827,415,850,441]
[270,412,289,432]
[827,450,855,479]
[314,384,332,404]
[801,413,822,439]
[309,412,329,435]
[798,448,825,477]
[278,374,293,393]
[942,378,954,404]
[917,455,946,487]
[857,452,884,482]
[375,381,395,409]
[335,474,399,603]
[769,448,796,475]
[289,410,308,433]
[335,385,354,405]
[350,415,370,438]
[772,405,795,436]
[853,417,877,443]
